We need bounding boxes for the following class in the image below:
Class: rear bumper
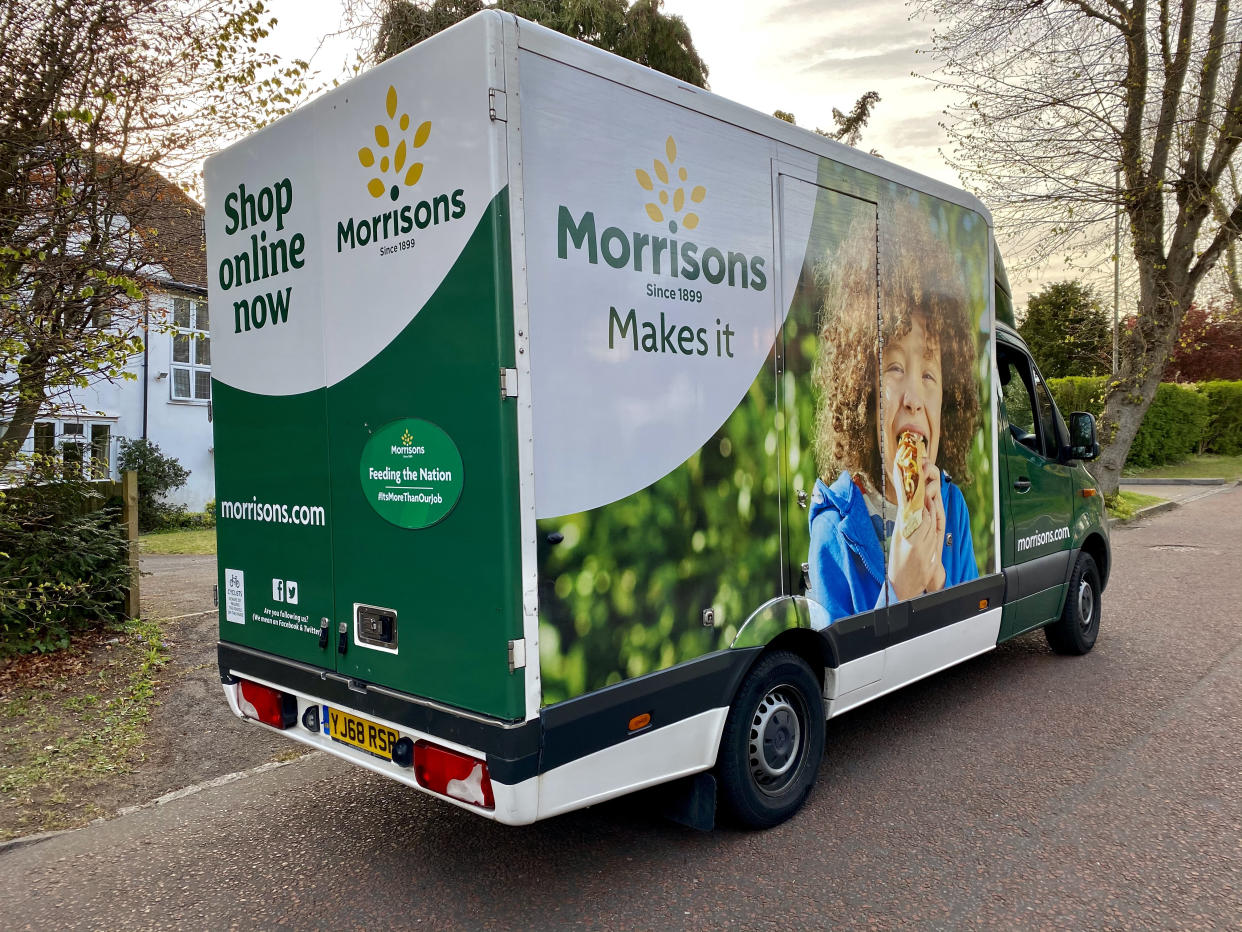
[219,640,756,824]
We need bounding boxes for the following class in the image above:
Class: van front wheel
[717,651,824,829]
[1045,552,1101,655]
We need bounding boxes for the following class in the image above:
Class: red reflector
[238,680,297,729]
[413,740,495,809]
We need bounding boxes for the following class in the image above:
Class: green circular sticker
[359,419,464,529]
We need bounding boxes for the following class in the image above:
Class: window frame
[170,296,211,403]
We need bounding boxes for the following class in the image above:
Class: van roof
[505,11,993,227]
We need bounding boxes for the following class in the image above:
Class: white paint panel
[206,15,506,396]
[536,708,728,820]
[521,52,819,518]
[826,608,1003,717]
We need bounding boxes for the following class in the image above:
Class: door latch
[796,489,808,509]
[337,620,349,655]
[319,618,331,650]
[801,562,812,591]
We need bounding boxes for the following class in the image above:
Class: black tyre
[1044,552,1101,655]
[717,650,825,829]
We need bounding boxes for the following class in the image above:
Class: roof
[127,166,206,291]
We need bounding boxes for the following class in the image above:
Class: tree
[1019,280,1113,378]
[371,0,709,87]
[771,91,883,153]
[915,0,1242,496]
[1163,301,1242,381]
[0,1,307,471]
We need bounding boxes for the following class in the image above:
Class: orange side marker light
[628,712,652,732]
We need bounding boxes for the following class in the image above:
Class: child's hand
[888,460,939,601]
[923,467,947,593]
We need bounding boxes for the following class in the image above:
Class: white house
[10,173,215,511]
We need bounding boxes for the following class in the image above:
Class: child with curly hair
[807,201,981,623]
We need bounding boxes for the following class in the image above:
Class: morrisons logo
[556,135,767,291]
[335,84,466,253]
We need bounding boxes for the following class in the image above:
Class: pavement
[0,484,1238,929]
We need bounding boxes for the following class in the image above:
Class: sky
[260,0,955,182]
[256,0,1062,298]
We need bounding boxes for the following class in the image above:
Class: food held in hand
[895,431,926,538]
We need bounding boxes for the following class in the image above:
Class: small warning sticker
[224,568,245,624]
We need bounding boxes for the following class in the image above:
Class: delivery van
[205,11,1110,829]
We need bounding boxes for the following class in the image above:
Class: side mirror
[1068,412,1099,461]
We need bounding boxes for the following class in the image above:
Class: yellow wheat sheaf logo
[635,136,705,234]
[358,86,431,202]
[401,429,414,446]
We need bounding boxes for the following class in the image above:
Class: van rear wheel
[1045,552,1101,655]
[717,650,824,829]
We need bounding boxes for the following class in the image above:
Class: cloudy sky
[257,1,1083,298]
[262,0,955,181]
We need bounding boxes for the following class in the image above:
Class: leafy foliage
[1046,377,1227,466]
[372,0,709,87]
[913,0,1242,496]
[1199,381,1242,456]
[116,438,190,532]
[1163,304,1242,382]
[0,1,309,470]
[1019,281,1112,378]
[0,470,130,657]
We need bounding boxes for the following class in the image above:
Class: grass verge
[0,617,167,840]
[1107,490,1167,521]
[1123,452,1242,481]
[140,528,217,555]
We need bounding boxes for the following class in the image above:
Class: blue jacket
[807,471,978,624]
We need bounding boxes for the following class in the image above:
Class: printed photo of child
[807,200,983,622]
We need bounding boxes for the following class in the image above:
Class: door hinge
[500,367,519,399]
[489,88,508,122]
[508,638,526,672]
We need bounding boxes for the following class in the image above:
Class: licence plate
[325,706,400,760]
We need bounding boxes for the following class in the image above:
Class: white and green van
[206,11,1110,828]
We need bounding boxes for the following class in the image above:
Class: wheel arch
[1079,532,1110,591]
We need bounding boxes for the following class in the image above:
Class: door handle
[801,562,811,591]
[1013,477,1032,492]
[796,489,808,509]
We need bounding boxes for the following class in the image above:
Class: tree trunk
[0,355,48,470]
[1093,277,1190,498]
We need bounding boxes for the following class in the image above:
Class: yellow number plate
[325,706,400,760]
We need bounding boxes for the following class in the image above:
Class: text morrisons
[558,206,767,291]
[337,189,466,252]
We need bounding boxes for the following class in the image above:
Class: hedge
[1045,377,1240,467]
[0,475,130,656]
[1199,381,1242,455]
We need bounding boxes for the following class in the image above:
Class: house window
[171,297,210,401]
[33,422,55,455]
[91,424,111,479]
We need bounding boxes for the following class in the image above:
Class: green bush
[155,509,215,530]
[0,472,130,656]
[1045,377,1227,467]
[1127,382,1209,467]
[1199,381,1242,455]
[116,438,190,531]
[1046,376,1106,419]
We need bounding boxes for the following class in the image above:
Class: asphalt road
[3,487,1239,930]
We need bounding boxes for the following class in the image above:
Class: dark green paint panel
[999,585,1066,641]
[325,191,525,721]
[214,382,336,667]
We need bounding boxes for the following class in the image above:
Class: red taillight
[237,680,297,729]
[413,740,495,809]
